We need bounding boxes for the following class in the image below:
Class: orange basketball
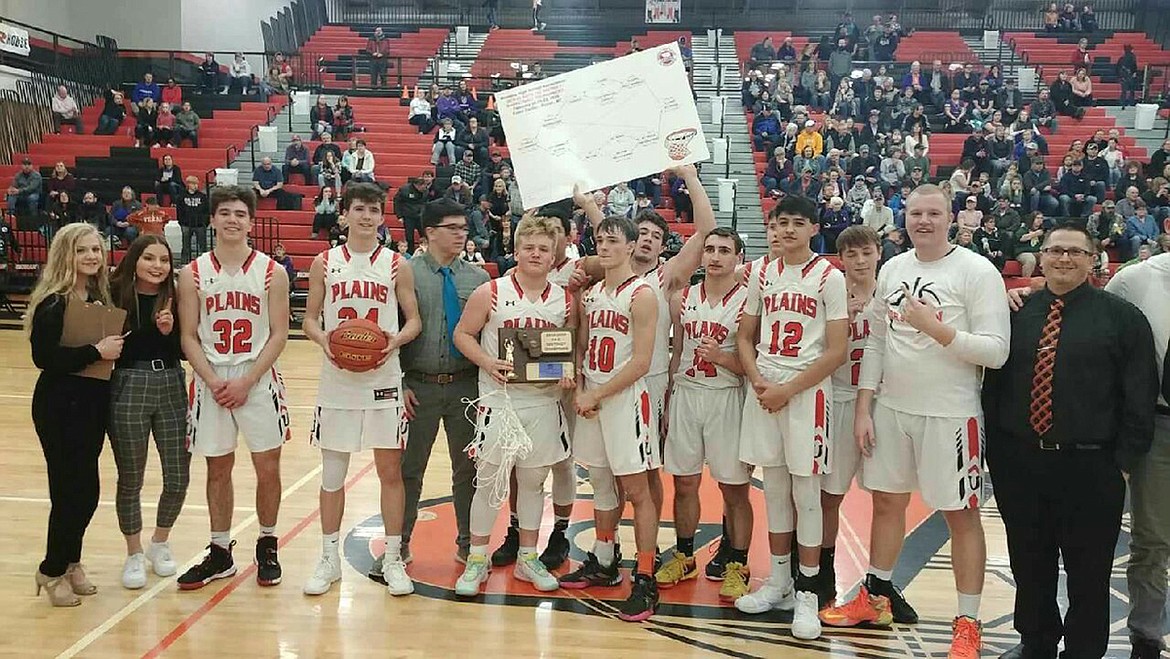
[328,318,388,373]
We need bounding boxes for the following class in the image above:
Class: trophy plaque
[498,327,576,382]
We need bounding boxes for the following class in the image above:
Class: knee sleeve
[762,466,794,534]
[792,474,823,548]
[551,458,576,507]
[320,449,351,493]
[588,465,619,512]
[470,463,506,537]
[515,466,550,531]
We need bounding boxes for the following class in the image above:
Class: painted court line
[56,463,327,659]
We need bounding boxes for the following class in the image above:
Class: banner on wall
[0,23,30,57]
[646,0,681,24]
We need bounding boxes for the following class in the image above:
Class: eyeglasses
[1040,247,1093,258]
[433,223,469,234]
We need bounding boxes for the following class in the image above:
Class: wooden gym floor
[0,332,1151,658]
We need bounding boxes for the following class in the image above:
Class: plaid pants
[109,367,190,536]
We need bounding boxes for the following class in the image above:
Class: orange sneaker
[948,616,982,659]
[818,586,894,627]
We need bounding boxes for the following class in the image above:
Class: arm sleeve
[30,296,102,375]
[1115,303,1159,473]
[941,262,1011,368]
[858,268,890,391]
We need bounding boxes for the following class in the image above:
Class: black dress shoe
[1130,638,1164,659]
[1000,643,1057,659]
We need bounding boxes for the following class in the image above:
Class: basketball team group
[24,160,1165,659]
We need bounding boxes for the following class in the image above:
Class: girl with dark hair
[107,235,189,590]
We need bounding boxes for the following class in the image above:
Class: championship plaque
[498,327,576,382]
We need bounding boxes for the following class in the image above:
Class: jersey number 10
[586,336,616,373]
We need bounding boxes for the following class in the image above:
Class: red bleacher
[893,31,980,65]
[1006,31,1170,99]
[303,26,448,90]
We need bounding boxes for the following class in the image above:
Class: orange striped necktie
[1029,298,1065,436]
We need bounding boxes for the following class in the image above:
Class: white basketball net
[463,386,533,510]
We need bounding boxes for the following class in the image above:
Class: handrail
[0,14,101,49]
[249,125,261,170]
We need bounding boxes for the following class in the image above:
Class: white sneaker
[735,581,796,614]
[514,554,559,592]
[791,590,823,640]
[145,541,177,577]
[122,553,147,589]
[383,559,414,596]
[302,555,342,596]
[455,554,490,597]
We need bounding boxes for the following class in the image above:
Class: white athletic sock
[470,545,489,557]
[594,539,616,567]
[867,566,894,582]
[798,563,820,578]
[519,545,537,559]
[211,531,231,550]
[259,525,276,538]
[322,532,339,556]
[769,554,793,592]
[383,535,402,561]
[956,591,981,619]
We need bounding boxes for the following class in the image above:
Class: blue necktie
[439,266,463,359]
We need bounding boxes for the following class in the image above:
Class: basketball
[328,318,388,372]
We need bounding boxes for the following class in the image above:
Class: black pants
[988,434,1125,658]
[33,375,109,577]
[404,214,422,253]
[370,57,388,87]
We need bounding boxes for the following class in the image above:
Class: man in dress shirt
[986,223,1157,659]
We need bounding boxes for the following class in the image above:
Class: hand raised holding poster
[493,42,708,209]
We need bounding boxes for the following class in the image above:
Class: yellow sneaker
[654,550,698,588]
[718,561,750,601]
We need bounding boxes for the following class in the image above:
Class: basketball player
[734,197,848,643]
[301,183,422,597]
[822,184,1009,659]
[655,227,754,602]
[452,215,576,596]
[560,215,661,622]
[817,225,881,607]
[177,186,291,589]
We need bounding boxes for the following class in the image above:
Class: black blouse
[117,293,182,367]
[30,294,103,376]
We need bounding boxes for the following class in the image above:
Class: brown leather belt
[407,370,475,385]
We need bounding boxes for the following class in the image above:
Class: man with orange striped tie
[983,222,1157,659]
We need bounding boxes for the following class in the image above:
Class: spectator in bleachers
[795,61,815,106]
[311,186,339,239]
[1058,159,1097,217]
[46,162,75,208]
[1030,89,1059,133]
[879,146,906,191]
[828,40,853,97]
[454,81,478,125]
[252,156,294,208]
[857,108,885,148]
[332,96,354,139]
[891,86,917,127]
[345,140,376,184]
[1024,158,1060,214]
[1060,2,1079,30]
[131,72,161,113]
[161,78,182,108]
[95,89,127,135]
[1117,44,1139,109]
[1012,211,1046,276]
[259,66,288,102]
[749,37,776,68]
[310,96,333,140]
[1072,38,1092,71]
[199,53,220,95]
[173,101,200,147]
[864,15,885,59]
[832,79,860,118]
[943,89,969,132]
[408,90,434,134]
[155,103,175,148]
[1118,185,1143,219]
[486,178,510,221]
[393,177,429,252]
[6,158,41,220]
[488,212,515,274]
[1050,71,1084,119]
[982,64,1003,90]
[457,116,490,166]
[367,27,391,88]
[988,125,1013,181]
[845,176,872,215]
[1080,4,1098,31]
[47,190,76,229]
[503,167,524,219]
[990,194,1021,230]
[1117,161,1146,197]
[925,59,950,109]
[788,167,821,199]
[50,86,83,135]
[811,70,832,110]
[274,52,294,89]
[462,239,486,265]
[467,195,491,252]
[848,142,879,181]
[111,186,142,245]
[444,176,473,207]
[1090,198,1123,246]
[229,53,252,94]
[834,12,861,52]
[996,77,1023,126]
[1044,2,1061,31]
[752,106,781,154]
[1125,203,1159,258]
[607,181,635,218]
[312,132,342,175]
[794,145,825,177]
[956,194,985,234]
[78,191,109,234]
[133,97,158,148]
[795,119,823,156]
[973,214,1006,269]
[777,37,797,62]
[872,24,899,62]
[762,148,793,194]
[431,117,458,166]
[317,150,342,193]
[1146,179,1170,222]
[176,176,209,262]
[1082,142,1110,201]
[1148,140,1170,179]
[282,135,312,184]
[953,63,978,100]
[970,81,996,130]
[435,87,461,130]
[453,150,481,192]
[1071,67,1094,107]
[816,196,852,254]
[154,154,182,204]
[860,188,894,234]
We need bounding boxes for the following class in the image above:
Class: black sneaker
[255,536,282,586]
[491,525,520,567]
[865,574,918,624]
[539,528,570,570]
[704,538,730,581]
[178,541,236,590]
[1130,638,1163,659]
[617,573,659,622]
[558,551,622,589]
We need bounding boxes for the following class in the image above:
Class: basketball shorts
[574,378,660,477]
[187,363,291,457]
[822,398,862,496]
[861,401,985,511]
[665,385,751,485]
[739,372,831,477]
[471,397,570,468]
[645,371,669,444]
[311,406,408,452]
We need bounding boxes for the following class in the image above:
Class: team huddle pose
[27,175,1008,659]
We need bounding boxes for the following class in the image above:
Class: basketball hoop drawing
[664,128,698,160]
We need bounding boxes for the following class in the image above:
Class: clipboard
[60,299,126,381]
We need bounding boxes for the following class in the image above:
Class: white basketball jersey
[318,244,403,409]
[831,296,875,402]
[582,275,651,385]
[547,256,578,288]
[676,281,747,389]
[744,254,848,376]
[192,250,275,366]
[642,266,672,377]
[479,274,572,407]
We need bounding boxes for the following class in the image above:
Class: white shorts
[739,373,831,477]
[574,378,660,476]
[311,406,408,452]
[187,363,291,458]
[472,397,570,468]
[861,401,985,511]
[822,399,862,496]
[665,385,751,485]
[645,371,669,444]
